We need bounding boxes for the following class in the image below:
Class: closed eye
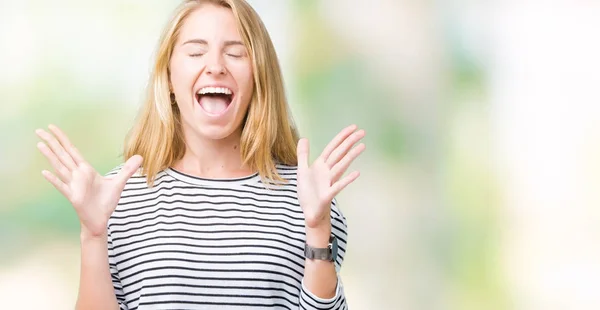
[190,53,205,57]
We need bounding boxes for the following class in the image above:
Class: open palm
[296,125,366,228]
[36,125,142,237]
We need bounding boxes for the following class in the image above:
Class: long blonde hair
[124,0,299,187]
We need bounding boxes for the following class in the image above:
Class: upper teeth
[198,87,232,95]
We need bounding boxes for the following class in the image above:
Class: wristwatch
[304,235,338,262]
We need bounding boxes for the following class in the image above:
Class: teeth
[198,87,232,95]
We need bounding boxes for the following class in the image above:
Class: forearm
[75,232,120,310]
[303,224,338,299]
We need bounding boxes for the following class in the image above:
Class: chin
[193,122,241,141]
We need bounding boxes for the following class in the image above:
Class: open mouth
[196,86,234,116]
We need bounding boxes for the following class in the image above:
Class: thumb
[297,138,309,171]
[115,155,143,187]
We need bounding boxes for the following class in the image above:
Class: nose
[205,52,226,76]
[206,63,226,75]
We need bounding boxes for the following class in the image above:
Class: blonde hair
[124,0,299,187]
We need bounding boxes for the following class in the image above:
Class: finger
[37,142,72,183]
[41,170,71,198]
[296,138,310,170]
[326,129,365,167]
[320,124,357,161]
[115,155,143,187]
[330,143,366,183]
[35,128,77,171]
[330,170,360,198]
[48,124,86,166]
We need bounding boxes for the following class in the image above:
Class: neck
[172,127,254,179]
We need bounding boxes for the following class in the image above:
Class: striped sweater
[106,164,349,309]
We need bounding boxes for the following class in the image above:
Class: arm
[34,125,141,310]
[75,230,122,310]
[299,202,348,310]
[295,124,364,310]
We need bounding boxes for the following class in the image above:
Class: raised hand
[36,124,142,238]
[296,124,366,229]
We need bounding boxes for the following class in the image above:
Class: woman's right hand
[36,124,143,239]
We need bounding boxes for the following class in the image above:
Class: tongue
[199,96,229,114]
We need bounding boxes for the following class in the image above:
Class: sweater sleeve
[298,199,349,310]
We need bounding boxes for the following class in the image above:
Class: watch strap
[304,236,335,261]
[304,244,333,261]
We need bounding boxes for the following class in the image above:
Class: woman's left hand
[296,124,366,229]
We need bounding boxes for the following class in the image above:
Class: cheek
[232,64,254,96]
[170,56,197,91]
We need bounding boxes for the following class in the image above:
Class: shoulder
[104,163,145,180]
[104,163,125,177]
[106,164,173,220]
[104,163,163,189]
[274,163,299,180]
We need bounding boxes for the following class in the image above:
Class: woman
[35,0,365,309]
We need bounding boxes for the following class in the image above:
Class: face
[169,4,254,142]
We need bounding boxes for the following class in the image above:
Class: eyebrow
[182,39,244,47]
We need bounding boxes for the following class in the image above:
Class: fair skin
[35,4,364,309]
[36,125,141,310]
[169,4,255,178]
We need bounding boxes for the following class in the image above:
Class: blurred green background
[1,1,600,309]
